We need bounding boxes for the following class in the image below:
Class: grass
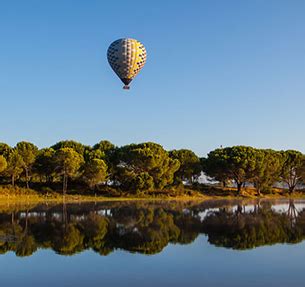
[0,184,304,205]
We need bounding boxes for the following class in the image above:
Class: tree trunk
[62,174,68,196]
[288,185,295,195]
[62,174,66,195]
[25,168,29,189]
[47,175,53,184]
[257,188,261,197]
[236,182,243,194]
[12,175,15,187]
[65,176,68,194]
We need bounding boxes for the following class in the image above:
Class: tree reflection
[0,201,304,256]
[202,201,305,249]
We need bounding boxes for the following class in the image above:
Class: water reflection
[0,200,305,256]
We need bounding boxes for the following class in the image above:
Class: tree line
[203,146,305,195]
[0,140,304,195]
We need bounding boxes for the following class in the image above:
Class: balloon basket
[123,85,130,90]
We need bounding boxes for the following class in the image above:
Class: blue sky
[0,0,304,156]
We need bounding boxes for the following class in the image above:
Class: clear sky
[0,0,304,156]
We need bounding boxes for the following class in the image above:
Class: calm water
[1,199,305,286]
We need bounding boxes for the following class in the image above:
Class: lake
[0,199,305,286]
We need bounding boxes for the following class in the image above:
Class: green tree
[128,172,155,191]
[204,146,257,194]
[0,143,11,182]
[251,149,282,195]
[201,157,230,187]
[169,149,201,184]
[4,150,23,186]
[280,150,305,194]
[81,158,108,189]
[51,140,87,155]
[93,140,116,184]
[16,142,38,188]
[0,156,7,174]
[84,149,104,161]
[115,142,180,192]
[0,143,12,158]
[93,140,115,155]
[33,148,55,183]
[54,148,84,194]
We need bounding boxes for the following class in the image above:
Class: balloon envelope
[107,38,147,89]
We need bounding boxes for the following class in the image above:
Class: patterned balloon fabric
[107,38,147,88]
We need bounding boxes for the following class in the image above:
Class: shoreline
[0,192,305,205]
[1,184,304,206]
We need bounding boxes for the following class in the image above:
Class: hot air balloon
[107,38,147,89]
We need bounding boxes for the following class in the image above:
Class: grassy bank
[0,184,304,205]
[0,185,210,204]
